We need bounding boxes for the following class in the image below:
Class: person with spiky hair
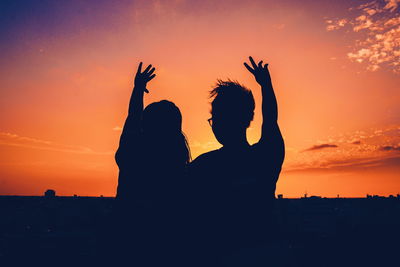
[189,56,285,265]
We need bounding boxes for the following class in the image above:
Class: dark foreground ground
[1,195,399,266]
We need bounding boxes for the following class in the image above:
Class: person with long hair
[113,62,191,266]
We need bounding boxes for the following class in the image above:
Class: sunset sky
[0,0,399,197]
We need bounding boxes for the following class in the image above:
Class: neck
[222,132,249,149]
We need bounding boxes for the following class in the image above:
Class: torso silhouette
[189,141,283,249]
[116,136,185,208]
[114,132,188,265]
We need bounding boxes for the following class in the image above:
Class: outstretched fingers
[148,74,156,81]
[244,62,254,73]
[138,63,156,80]
[143,64,152,74]
[143,74,156,94]
[137,62,143,73]
[147,67,156,76]
[246,56,265,74]
[134,62,156,93]
[249,56,258,69]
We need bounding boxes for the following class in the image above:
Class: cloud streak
[0,132,112,155]
[284,124,400,173]
[379,145,400,151]
[302,144,338,152]
[286,154,400,173]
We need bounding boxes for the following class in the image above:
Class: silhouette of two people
[113,57,285,266]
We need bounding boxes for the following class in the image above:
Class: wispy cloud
[326,19,348,31]
[325,0,400,73]
[379,145,400,151]
[190,140,219,150]
[302,144,338,152]
[284,124,400,173]
[286,154,400,173]
[0,132,112,155]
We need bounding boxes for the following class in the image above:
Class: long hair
[142,100,191,165]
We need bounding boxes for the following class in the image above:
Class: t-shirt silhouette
[189,141,284,251]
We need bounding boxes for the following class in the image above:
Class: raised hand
[244,56,271,87]
[134,62,156,93]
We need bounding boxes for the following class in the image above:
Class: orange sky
[0,0,399,197]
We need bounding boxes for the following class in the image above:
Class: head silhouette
[210,80,255,146]
[142,100,190,165]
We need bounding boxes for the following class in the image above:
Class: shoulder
[115,133,146,165]
[249,142,266,153]
[251,142,285,168]
[251,140,281,154]
[189,149,222,172]
[191,149,221,165]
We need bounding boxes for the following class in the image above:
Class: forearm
[117,85,144,160]
[261,82,278,125]
[128,85,145,117]
[123,85,145,133]
[261,83,285,166]
[260,81,284,156]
